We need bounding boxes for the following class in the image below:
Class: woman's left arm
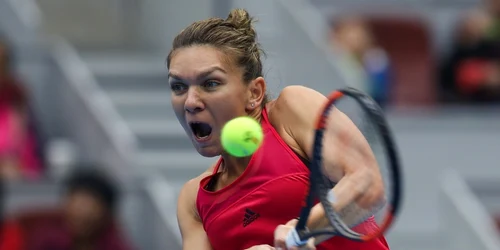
[273,85,384,234]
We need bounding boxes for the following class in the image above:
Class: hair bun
[226,8,256,38]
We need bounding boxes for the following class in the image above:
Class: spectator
[19,167,133,250]
[0,219,23,250]
[0,177,24,250]
[439,0,500,103]
[484,0,500,41]
[0,36,42,180]
[328,16,393,107]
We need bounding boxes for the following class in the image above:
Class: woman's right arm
[177,179,213,250]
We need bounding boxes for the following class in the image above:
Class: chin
[195,145,221,158]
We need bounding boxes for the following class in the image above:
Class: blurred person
[0,219,23,250]
[0,35,42,180]
[484,0,500,40]
[496,213,500,233]
[439,0,500,103]
[328,16,393,107]
[0,177,24,250]
[170,9,388,250]
[19,167,133,250]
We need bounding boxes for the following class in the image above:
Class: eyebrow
[168,66,227,81]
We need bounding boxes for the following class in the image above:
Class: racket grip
[285,228,309,248]
[327,189,337,203]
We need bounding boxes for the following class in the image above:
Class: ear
[246,76,266,110]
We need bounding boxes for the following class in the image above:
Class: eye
[170,82,188,94]
[202,80,220,90]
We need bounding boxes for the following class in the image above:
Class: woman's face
[336,22,372,56]
[168,46,251,157]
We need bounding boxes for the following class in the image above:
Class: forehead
[169,46,233,77]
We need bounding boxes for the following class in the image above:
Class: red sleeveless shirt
[196,108,389,250]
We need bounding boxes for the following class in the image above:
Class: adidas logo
[243,208,260,227]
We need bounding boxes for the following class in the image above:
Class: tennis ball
[221,116,263,157]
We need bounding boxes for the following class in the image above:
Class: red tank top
[196,108,389,250]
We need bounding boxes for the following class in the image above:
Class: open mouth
[189,122,213,139]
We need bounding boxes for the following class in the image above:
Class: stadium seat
[365,16,438,107]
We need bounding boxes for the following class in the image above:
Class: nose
[184,88,204,114]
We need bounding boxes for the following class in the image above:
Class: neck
[220,153,251,178]
[218,107,264,178]
[247,106,263,122]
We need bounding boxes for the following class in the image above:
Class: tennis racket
[285,87,402,247]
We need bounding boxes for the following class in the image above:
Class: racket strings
[321,95,394,237]
[292,89,401,245]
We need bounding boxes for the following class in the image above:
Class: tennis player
[170,9,389,250]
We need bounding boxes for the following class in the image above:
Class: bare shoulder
[267,85,328,158]
[177,168,215,249]
[179,162,217,200]
[177,168,214,220]
[279,85,325,101]
[179,169,213,201]
[271,85,327,117]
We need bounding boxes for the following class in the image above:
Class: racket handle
[285,228,309,248]
[327,189,337,203]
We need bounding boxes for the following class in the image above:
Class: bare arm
[177,179,213,250]
[273,85,384,230]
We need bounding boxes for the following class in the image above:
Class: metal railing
[48,37,138,179]
[2,0,139,181]
[144,176,183,249]
[5,0,42,31]
[441,169,500,250]
[1,1,179,248]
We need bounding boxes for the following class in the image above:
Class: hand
[274,219,315,250]
[245,245,276,250]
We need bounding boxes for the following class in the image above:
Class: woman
[170,9,388,250]
[0,179,24,250]
[0,37,41,180]
[328,16,392,107]
[439,1,500,103]
[25,168,133,250]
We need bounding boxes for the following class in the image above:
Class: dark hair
[64,167,119,213]
[167,8,268,106]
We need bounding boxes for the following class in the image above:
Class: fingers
[273,219,298,248]
[245,244,276,250]
[274,224,289,249]
[274,223,316,250]
[285,218,299,227]
[305,238,316,250]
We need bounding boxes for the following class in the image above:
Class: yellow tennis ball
[221,116,263,157]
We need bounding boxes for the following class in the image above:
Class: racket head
[294,87,402,243]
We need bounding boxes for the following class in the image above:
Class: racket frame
[291,87,402,245]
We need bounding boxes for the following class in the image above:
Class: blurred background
[0,0,499,249]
